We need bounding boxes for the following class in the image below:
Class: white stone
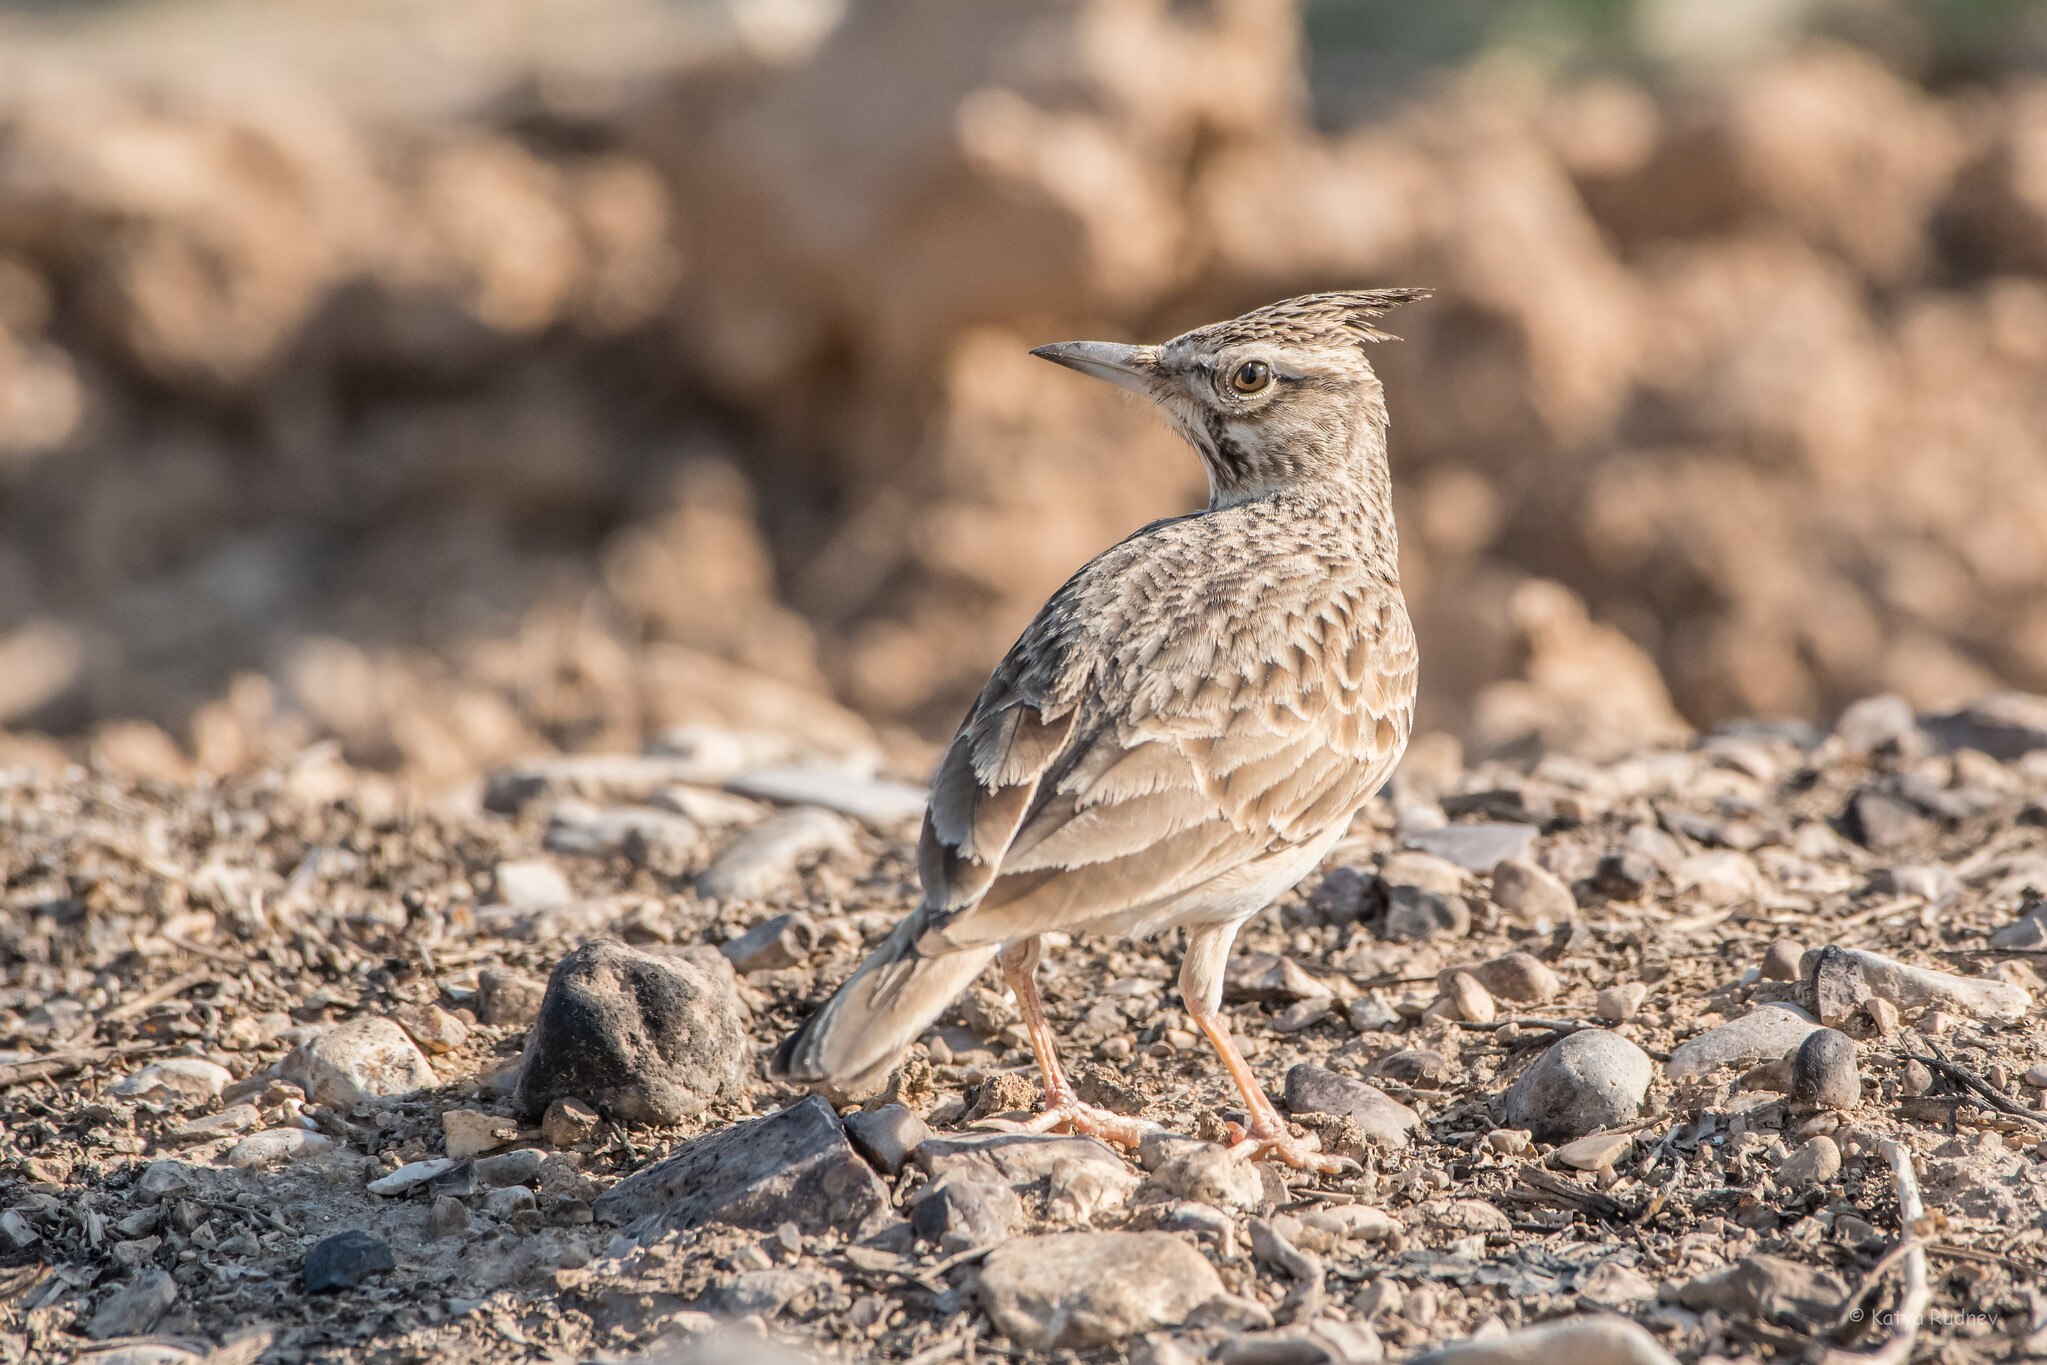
[1665,1004,1821,1081]
[226,1128,332,1167]
[113,1059,233,1104]
[368,1157,457,1196]
[282,1018,439,1108]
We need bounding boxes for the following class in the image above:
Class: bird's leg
[998,938,1152,1148]
[1181,921,1351,1175]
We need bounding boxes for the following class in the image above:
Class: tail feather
[773,917,999,1095]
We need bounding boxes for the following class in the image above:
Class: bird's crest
[1196,288,1431,350]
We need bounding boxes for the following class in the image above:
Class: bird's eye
[1229,360,1271,394]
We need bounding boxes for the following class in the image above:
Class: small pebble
[429,1195,471,1238]
[1595,984,1647,1023]
[1553,1130,1632,1172]
[1489,858,1576,925]
[367,1158,457,1197]
[1485,1129,1530,1155]
[1777,1134,1842,1187]
[443,1109,518,1160]
[1761,941,1805,982]
[541,1098,601,1147]
[1503,1030,1651,1140]
[1443,971,1495,1024]
[227,1129,332,1168]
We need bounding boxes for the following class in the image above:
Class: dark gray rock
[1502,1029,1651,1140]
[1405,821,1539,873]
[1790,1029,1860,1111]
[844,1102,930,1175]
[88,1269,177,1338]
[515,939,749,1124]
[594,1095,896,1242]
[1379,886,1470,942]
[475,1148,545,1187]
[1675,1253,1847,1322]
[303,1230,395,1294]
[1591,849,1658,900]
[473,968,547,1027]
[1282,1064,1421,1149]
[1921,691,2047,761]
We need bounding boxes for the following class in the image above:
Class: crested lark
[776,290,1424,1172]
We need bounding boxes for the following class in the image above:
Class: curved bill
[1029,340,1156,396]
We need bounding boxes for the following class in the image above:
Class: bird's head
[1031,289,1428,507]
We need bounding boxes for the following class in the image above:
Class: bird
[775,289,1424,1172]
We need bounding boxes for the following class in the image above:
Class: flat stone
[1553,1131,1632,1172]
[1503,1030,1651,1141]
[492,858,574,910]
[1452,951,1561,1004]
[1595,984,1646,1023]
[1380,886,1470,942]
[843,1103,929,1176]
[443,1109,518,1160]
[282,1018,438,1109]
[1674,1253,1847,1322]
[515,939,751,1125]
[1922,691,2047,761]
[594,1095,896,1242]
[113,1058,233,1104]
[1380,850,1469,895]
[1666,1004,1821,1081]
[1143,1142,1264,1214]
[1835,694,1919,756]
[1412,1316,1679,1365]
[368,1158,457,1196]
[303,1230,395,1293]
[1282,1064,1420,1149]
[1989,904,2047,951]
[543,801,702,857]
[726,765,928,828]
[976,1231,1223,1349]
[912,1167,1023,1253]
[697,808,857,901]
[1790,1029,1859,1111]
[483,753,743,815]
[1804,945,2029,1025]
[915,1132,1140,1225]
[1405,821,1539,872]
[475,1148,545,1187]
[226,1128,332,1168]
[162,1104,261,1147]
[393,1003,470,1055]
[88,1268,178,1339]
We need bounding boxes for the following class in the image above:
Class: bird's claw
[1224,1119,1357,1176]
[1023,1100,1154,1148]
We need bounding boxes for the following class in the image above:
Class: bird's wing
[912,572,1414,953]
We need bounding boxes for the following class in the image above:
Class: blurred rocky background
[5,0,2047,792]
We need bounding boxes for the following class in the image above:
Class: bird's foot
[1023,1100,1153,1148]
[1224,1118,1356,1176]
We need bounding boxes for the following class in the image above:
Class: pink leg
[999,939,1153,1148]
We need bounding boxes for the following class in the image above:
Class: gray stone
[226,1128,332,1167]
[843,1103,929,1175]
[1666,1004,1821,1081]
[1989,903,2047,951]
[1804,945,2029,1024]
[1835,693,1919,757]
[1844,788,1933,852]
[483,753,740,815]
[1674,1253,1847,1322]
[720,912,819,974]
[367,1158,457,1197]
[1790,1029,1859,1111]
[515,939,750,1124]
[1489,858,1576,925]
[911,1167,1023,1252]
[594,1095,895,1242]
[1143,1142,1265,1214]
[1777,1135,1842,1187]
[726,765,928,828]
[976,1231,1223,1349]
[915,1132,1140,1225]
[88,1269,178,1339]
[282,1018,438,1109]
[543,801,702,857]
[1921,691,2047,761]
[474,968,547,1027]
[303,1230,395,1293]
[1405,821,1539,873]
[1380,886,1470,942]
[112,1058,233,1104]
[698,808,857,901]
[1502,1030,1651,1141]
[1283,1064,1420,1149]
[475,1148,545,1187]
[492,858,574,910]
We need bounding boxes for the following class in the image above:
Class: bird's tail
[772,916,999,1096]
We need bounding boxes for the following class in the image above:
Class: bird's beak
[1029,340,1156,396]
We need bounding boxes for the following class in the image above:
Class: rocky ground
[5,692,2047,1364]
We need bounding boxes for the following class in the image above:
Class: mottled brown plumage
[776,290,1425,1170]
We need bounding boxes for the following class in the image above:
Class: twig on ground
[1908,1044,2047,1129]
[1821,1139,1929,1365]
